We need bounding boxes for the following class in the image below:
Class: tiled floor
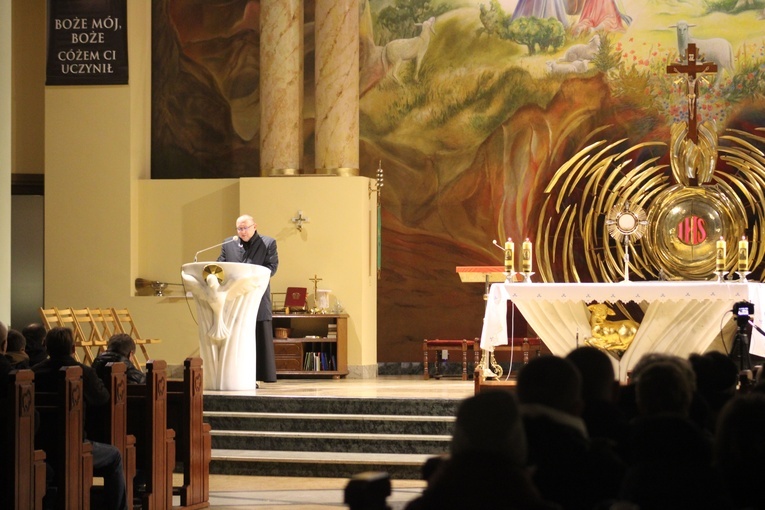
[207,474,426,509]
[204,374,476,400]
[204,375,474,508]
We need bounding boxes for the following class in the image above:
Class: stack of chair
[38,306,161,369]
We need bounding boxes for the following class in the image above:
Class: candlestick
[716,237,726,272]
[738,236,749,273]
[504,238,514,274]
[522,238,532,273]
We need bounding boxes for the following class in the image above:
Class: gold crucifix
[666,43,718,144]
[309,274,322,314]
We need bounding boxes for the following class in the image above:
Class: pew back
[167,357,211,508]
[35,366,93,510]
[0,369,46,510]
[128,359,175,510]
[92,362,137,507]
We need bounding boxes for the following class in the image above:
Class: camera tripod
[730,315,752,373]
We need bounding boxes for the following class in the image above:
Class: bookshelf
[272,313,348,378]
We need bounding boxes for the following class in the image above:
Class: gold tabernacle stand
[456,266,507,379]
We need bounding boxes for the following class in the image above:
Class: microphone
[194,236,238,262]
[749,320,765,338]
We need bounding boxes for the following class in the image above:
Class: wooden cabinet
[272,313,348,378]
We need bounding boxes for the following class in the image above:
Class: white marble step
[213,448,435,466]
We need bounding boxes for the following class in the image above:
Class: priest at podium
[218,214,279,383]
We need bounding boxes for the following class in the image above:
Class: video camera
[733,301,755,327]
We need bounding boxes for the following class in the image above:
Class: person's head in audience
[517,355,583,415]
[0,320,7,353]
[45,327,75,359]
[106,333,136,359]
[451,390,527,467]
[635,360,694,417]
[6,329,26,353]
[690,351,738,411]
[630,352,697,393]
[714,392,765,510]
[22,323,46,351]
[566,346,617,402]
[716,392,765,469]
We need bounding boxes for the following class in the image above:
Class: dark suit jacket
[92,350,147,385]
[32,354,110,436]
[218,232,278,320]
[0,354,12,388]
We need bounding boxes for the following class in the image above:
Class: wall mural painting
[152,0,765,361]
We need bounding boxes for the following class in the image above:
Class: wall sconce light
[135,278,182,296]
[291,210,310,232]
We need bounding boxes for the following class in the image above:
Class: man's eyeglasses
[236,225,254,232]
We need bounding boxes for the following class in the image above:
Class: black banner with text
[46,0,128,85]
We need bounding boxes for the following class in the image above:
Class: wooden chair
[167,357,211,509]
[127,360,175,510]
[71,308,109,362]
[35,366,94,510]
[39,307,59,331]
[91,307,146,368]
[423,339,480,380]
[110,308,162,370]
[91,307,119,341]
[0,370,46,510]
[494,337,548,365]
[38,307,97,365]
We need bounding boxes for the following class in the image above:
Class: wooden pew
[89,362,137,507]
[0,369,46,510]
[128,359,175,510]
[167,357,211,509]
[35,366,94,510]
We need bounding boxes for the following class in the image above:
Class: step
[204,395,461,416]
[204,410,455,435]
[210,428,452,455]
[211,448,437,480]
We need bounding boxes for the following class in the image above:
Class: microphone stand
[194,236,238,262]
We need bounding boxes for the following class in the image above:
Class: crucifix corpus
[666,43,718,144]
[309,274,323,314]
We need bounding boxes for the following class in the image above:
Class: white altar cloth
[480,281,765,382]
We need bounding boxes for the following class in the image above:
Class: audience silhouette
[22,322,48,366]
[517,355,625,510]
[400,347,765,510]
[715,392,765,510]
[618,358,734,509]
[406,390,560,509]
[4,328,31,369]
[565,346,629,455]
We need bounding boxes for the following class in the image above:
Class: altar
[480,281,765,382]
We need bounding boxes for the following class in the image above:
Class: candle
[504,238,514,273]
[716,237,726,272]
[738,236,749,272]
[522,238,532,273]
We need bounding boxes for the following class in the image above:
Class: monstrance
[605,201,648,282]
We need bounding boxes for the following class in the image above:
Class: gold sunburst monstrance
[605,201,648,282]
[538,43,765,283]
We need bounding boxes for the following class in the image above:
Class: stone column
[260,0,303,176]
[314,0,359,176]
